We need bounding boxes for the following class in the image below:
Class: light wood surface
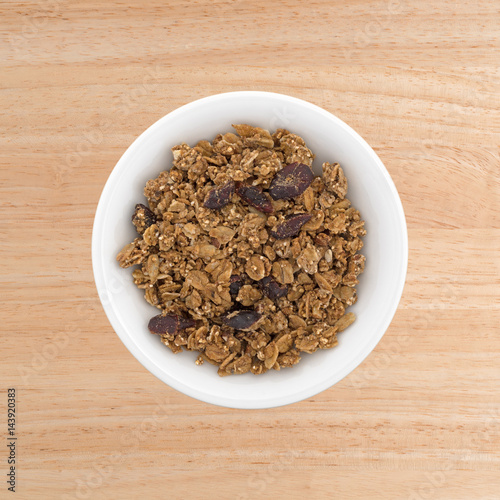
[1,1,499,499]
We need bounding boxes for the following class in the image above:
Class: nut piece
[132,204,156,234]
[235,182,274,213]
[148,314,196,335]
[269,162,315,200]
[270,214,312,239]
[222,310,263,331]
[203,180,235,209]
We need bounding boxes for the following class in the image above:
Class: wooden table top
[2,1,499,499]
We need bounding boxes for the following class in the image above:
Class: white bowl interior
[92,92,407,409]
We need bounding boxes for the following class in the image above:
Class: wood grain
[1,0,499,498]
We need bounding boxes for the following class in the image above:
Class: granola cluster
[116,124,366,376]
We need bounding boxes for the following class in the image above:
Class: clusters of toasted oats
[117,124,365,376]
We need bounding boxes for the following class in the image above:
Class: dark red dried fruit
[229,275,244,297]
[270,213,312,239]
[203,180,235,209]
[269,162,315,200]
[235,182,274,213]
[258,276,288,299]
[132,203,156,234]
[222,310,262,331]
[148,314,196,335]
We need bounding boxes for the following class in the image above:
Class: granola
[117,125,366,376]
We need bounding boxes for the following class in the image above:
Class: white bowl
[92,91,408,409]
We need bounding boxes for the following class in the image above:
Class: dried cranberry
[132,204,156,234]
[270,214,312,239]
[269,162,314,200]
[222,310,262,331]
[259,276,288,299]
[148,314,196,335]
[203,180,235,209]
[229,275,244,297]
[235,183,274,213]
